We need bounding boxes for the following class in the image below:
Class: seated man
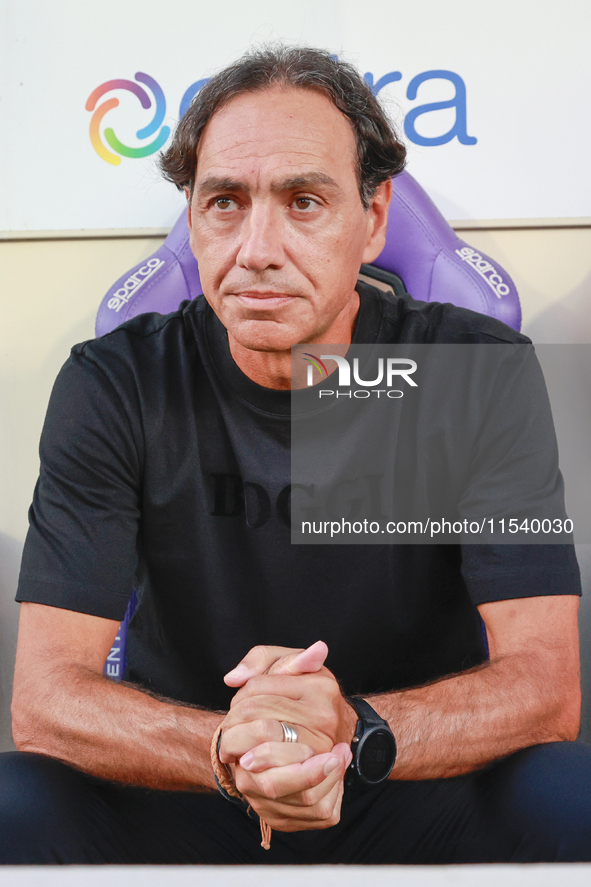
[1,45,589,865]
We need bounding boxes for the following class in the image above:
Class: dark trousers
[1,742,591,865]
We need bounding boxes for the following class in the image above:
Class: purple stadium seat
[99,171,521,677]
[96,170,521,338]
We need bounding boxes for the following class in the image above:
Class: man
[1,46,589,864]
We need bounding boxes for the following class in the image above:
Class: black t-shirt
[17,283,581,710]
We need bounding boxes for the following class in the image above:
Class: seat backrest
[96,170,521,338]
[376,172,520,328]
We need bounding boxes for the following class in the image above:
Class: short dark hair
[159,45,406,208]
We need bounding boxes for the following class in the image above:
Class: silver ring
[280,721,299,743]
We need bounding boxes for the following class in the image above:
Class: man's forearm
[370,649,580,781]
[217,604,580,786]
[12,662,223,791]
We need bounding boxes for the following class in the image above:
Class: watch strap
[348,695,389,728]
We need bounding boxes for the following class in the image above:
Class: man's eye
[214,197,236,210]
[293,197,317,211]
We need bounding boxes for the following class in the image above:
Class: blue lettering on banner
[179,78,210,119]
[95,67,478,154]
[363,68,477,146]
[404,70,477,146]
[363,71,403,93]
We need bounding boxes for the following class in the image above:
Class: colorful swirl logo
[85,72,171,166]
[302,353,329,384]
[302,353,328,376]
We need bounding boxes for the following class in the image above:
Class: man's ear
[361,178,392,265]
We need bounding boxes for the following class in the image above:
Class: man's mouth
[232,291,297,309]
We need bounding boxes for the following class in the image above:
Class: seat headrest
[96,171,521,337]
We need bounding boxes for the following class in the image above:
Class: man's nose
[236,203,286,271]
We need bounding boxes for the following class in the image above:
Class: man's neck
[227,294,360,390]
[227,341,294,390]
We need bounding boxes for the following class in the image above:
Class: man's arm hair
[376,594,581,780]
[222,594,580,793]
[211,595,580,833]
[11,602,223,791]
[11,594,580,826]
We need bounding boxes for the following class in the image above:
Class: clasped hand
[218,641,356,832]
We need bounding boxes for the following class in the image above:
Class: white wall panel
[2,0,589,233]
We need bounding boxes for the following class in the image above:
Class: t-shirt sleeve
[16,347,143,620]
[457,342,581,604]
[461,544,581,605]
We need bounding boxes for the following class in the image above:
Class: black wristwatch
[345,696,396,788]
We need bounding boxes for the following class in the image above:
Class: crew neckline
[203,280,389,416]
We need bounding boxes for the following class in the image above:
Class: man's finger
[228,671,338,708]
[267,641,329,676]
[224,641,328,687]
[224,644,303,687]
[235,748,348,802]
[247,776,345,832]
[238,741,315,772]
[220,715,332,762]
[220,717,283,762]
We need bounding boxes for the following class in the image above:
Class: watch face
[358,728,396,783]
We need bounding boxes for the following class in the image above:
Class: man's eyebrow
[194,172,342,197]
[195,176,247,197]
[270,173,341,193]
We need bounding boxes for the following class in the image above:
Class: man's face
[187,86,390,355]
